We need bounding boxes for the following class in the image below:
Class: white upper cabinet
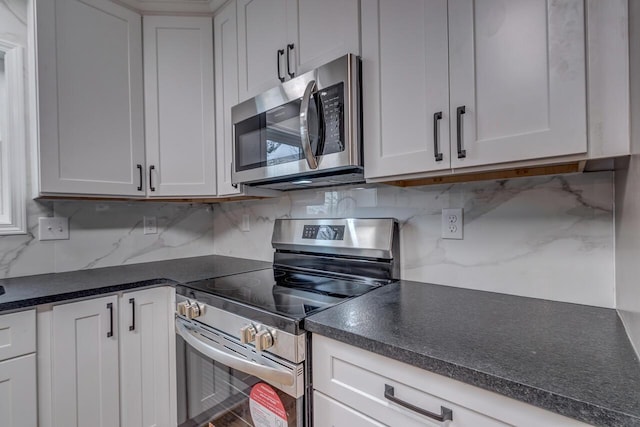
[237,0,290,101]
[289,0,360,75]
[363,0,587,180]
[215,1,242,196]
[36,0,145,196]
[237,0,360,102]
[448,0,586,169]
[143,16,216,197]
[362,0,450,179]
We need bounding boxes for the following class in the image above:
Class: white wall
[615,0,640,356]
[213,172,615,308]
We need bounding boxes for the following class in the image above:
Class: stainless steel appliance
[175,218,399,427]
[231,54,362,190]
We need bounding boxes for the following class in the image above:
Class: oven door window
[234,83,345,172]
[177,334,302,427]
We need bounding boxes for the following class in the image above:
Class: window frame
[0,39,27,235]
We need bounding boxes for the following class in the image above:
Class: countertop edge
[305,320,640,427]
[0,278,176,312]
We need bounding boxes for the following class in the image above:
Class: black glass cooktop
[184,268,384,319]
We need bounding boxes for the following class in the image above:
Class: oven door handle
[176,320,295,386]
[300,79,319,170]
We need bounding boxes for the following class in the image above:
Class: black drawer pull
[456,105,466,159]
[277,49,285,82]
[149,165,156,192]
[384,384,453,422]
[107,302,114,338]
[129,298,135,331]
[286,43,295,78]
[136,164,143,191]
[433,112,443,161]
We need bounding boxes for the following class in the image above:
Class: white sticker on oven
[249,383,288,427]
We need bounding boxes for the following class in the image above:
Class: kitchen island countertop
[306,280,640,427]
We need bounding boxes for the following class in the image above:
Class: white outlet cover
[144,216,158,235]
[442,208,463,240]
[39,217,70,241]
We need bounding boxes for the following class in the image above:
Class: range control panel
[302,225,345,240]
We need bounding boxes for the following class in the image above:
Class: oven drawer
[0,309,36,361]
[312,335,590,427]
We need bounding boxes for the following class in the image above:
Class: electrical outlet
[442,208,463,239]
[143,216,158,235]
[39,217,70,241]
[241,214,251,232]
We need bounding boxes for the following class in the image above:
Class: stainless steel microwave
[231,54,363,190]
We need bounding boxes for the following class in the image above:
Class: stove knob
[255,329,274,352]
[186,302,204,319]
[177,301,189,316]
[240,324,257,344]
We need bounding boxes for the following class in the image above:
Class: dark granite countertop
[0,255,271,312]
[305,280,640,427]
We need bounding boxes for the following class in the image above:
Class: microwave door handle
[176,320,295,386]
[300,80,319,170]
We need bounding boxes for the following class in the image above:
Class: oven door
[176,318,304,427]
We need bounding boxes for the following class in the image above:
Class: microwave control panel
[319,83,344,153]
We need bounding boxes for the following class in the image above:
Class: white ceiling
[113,0,227,14]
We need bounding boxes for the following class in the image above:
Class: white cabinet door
[0,354,37,427]
[120,287,176,427]
[362,0,451,180]
[215,1,242,196]
[36,0,145,196]
[288,0,360,76]
[52,295,119,427]
[314,391,385,427]
[143,16,216,197]
[448,0,587,168]
[237,0,290,101]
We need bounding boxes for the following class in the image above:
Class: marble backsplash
[0,198,216,278]
[0,171,614,308]
[213,171,615,308]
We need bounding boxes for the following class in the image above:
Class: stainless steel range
[175,218,399,427]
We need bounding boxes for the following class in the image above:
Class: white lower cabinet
[0,354,37,427]
[120,287,177,427]
[314,391,384,427]
[312,335,591,427]
[41,287,176,427]
[51,295,120,427]
[0,309,37,427]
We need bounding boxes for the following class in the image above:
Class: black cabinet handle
[149,165,156,192]
[277,49,285,82]
[384,384,453,422]
[129,298,135,331]
[286,43,295,78]
[456,105,466,158]
[107,302,114,338]
[136,164,143,191]
[433,112,443,161]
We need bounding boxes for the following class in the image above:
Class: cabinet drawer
[0,310,36,361]
[314,391,384,427]
[0,354,38,427]
[313,335,590,427]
